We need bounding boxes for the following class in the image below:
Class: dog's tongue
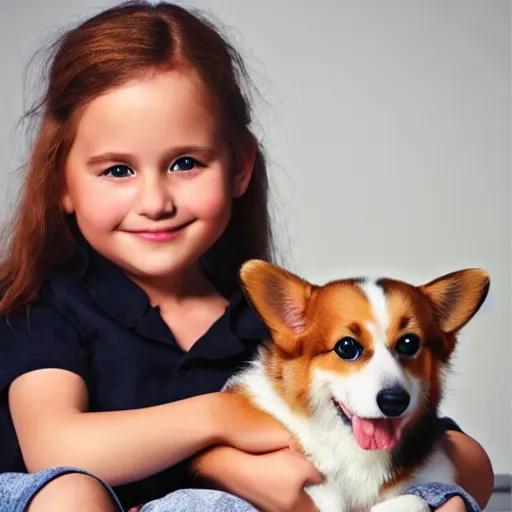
[352,416,401,451]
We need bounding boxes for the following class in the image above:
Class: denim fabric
[0,468,257,512]
[140,488,258,512]
[406,481,481,511]
[0,467,123,512]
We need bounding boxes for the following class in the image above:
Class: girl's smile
[122,220,195,242]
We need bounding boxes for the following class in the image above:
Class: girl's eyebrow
[86,146,217,166]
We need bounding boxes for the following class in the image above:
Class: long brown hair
[0,1,275,314]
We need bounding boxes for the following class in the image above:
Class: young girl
[0,2,493,512]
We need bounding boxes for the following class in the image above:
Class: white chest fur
[223,359,455,512]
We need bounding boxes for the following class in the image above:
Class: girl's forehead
[71,70,223,156]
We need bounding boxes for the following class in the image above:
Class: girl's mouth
[125,221,194,242]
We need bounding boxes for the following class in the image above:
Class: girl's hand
[436,496,466,511]
[194,442,324,512]
[241,446,324,512]
[214,393,293,454]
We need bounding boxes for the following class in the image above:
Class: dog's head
[239,260,489,452]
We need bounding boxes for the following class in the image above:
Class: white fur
[371,494,430,512]
[409,448,456,486]
[223,280,456,512]
[224,355,389,512]
[358,279,389,336]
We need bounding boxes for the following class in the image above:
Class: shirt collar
[72,232,269,355]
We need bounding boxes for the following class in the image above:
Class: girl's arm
[8,369,291,487]
[446,430,494,509]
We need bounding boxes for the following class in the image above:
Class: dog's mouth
[332,398,406,451]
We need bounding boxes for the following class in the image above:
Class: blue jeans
[0,467,258,512]
[0,467,481,511]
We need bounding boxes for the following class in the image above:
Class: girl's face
[62,70,254,287]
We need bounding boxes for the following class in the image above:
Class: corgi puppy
[217,260,489,512]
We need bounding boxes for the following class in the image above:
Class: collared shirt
[0,239,268,508]
[0,239,463,508]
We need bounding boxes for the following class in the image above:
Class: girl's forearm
[28,394,224,486]
[192,445,249,493]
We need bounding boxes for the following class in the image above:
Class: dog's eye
[395,333,421,357]
[334,337,363,361]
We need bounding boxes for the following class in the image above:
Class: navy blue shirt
[0,239,268,508]
[0,239,463,508]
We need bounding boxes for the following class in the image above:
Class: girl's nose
[136,173,176,220]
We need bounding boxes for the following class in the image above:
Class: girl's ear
[60,167,75,213]
[61,187,75,214]
[232,136,257,199]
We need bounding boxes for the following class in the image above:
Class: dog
[204,260,490,512]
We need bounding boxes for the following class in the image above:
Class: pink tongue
[352,416,400,450]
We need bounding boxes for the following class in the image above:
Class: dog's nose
[377,386,410,417]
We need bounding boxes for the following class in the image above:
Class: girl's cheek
[187,169,233,218]
[75,193,131,229]
[191,188,232,219]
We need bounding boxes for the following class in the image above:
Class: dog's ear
[419,268,490,334]
[239,260,313,355]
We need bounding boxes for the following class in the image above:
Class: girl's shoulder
[0,286,88,398]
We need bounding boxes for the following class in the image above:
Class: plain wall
[0,0,510,474]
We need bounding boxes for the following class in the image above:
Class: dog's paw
[371,494,430,512]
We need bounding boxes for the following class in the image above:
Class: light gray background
[0,1,510,474]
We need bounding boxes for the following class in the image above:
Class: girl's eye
[103,165,134,178]
[170,157,200,172]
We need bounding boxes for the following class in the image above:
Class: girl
[0,2,493,511]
